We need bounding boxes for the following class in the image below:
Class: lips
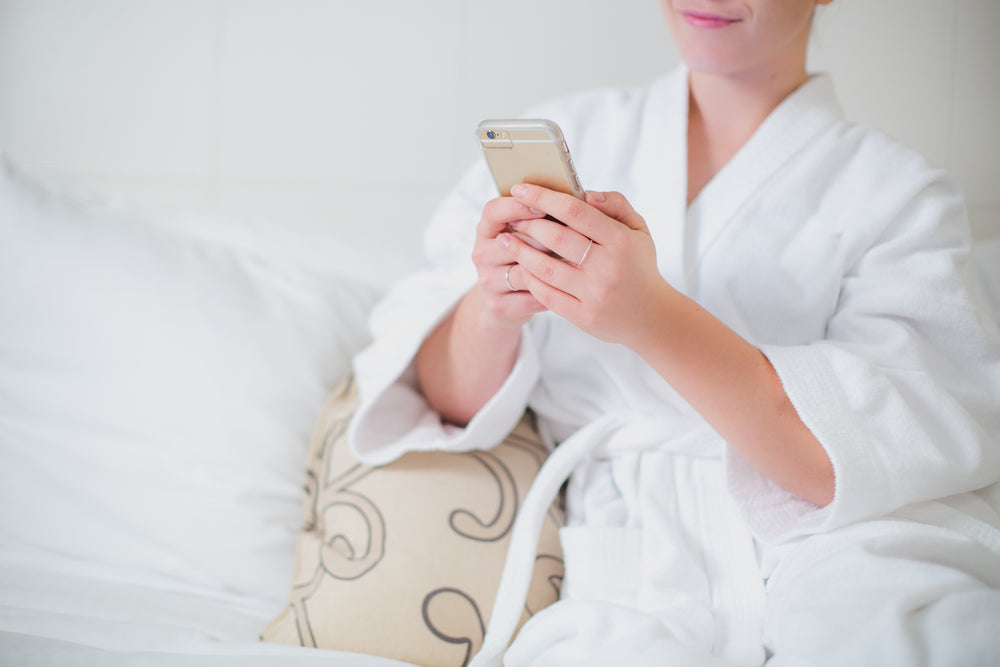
[681,10,741,29]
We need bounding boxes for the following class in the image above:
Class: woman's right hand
[416,197,548,425]
[471,196,550,328]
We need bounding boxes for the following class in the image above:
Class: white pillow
[0,152,379,606]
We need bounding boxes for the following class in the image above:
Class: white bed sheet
[0,547,416,666]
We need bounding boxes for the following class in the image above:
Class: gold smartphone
[477,119,585,200]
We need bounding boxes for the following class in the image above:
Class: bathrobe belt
[469,412,723,667]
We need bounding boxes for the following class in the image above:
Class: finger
[585,191,649,232]
[510,217,594,265]
[498,232,582,298]
[479,196,547,238]
[489,265,548,318]
[511,230,551,254]
[490,262,535,299]
[472,229,523,273]
[500,263,519,293]
[484,292,548,326]
[518,262,582,321]
[509,183,617,246]
[497,289,548,317]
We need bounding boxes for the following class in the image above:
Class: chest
[682,190,848,347]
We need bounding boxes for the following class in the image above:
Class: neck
[683,59,809,206]
[688,62,809,142]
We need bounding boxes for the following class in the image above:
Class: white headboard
[0,0,997,259]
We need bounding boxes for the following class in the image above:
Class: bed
[0,152,420,666]
[2,144,999,667]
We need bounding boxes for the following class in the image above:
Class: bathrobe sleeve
[727,148,1000,544]
[347,161,543,465]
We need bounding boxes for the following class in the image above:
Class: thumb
[585,191,649,232]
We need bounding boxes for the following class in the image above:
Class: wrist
[621,279,684,357]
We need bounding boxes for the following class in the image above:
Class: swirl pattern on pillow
[261,378,565,667]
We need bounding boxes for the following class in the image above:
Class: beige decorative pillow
[261,378,565,667]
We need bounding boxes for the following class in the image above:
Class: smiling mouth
[681,10,741,29]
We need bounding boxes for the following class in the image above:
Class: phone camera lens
[487,130,496,139]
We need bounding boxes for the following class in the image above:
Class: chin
[678,49,745,76]
[671,29,742,71]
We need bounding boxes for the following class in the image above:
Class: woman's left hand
[497,183,672,348]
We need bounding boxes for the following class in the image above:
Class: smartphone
[477,119,585,201]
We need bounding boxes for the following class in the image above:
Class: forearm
[633,286,834,507]
[416,286,523,427]
[496,185,834,505]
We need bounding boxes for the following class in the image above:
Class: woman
[349,1,1000,664]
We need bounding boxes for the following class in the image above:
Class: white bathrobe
[348,68,1000,666]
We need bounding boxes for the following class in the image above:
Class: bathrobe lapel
[633,68,690,292]
[687,74,846,272]
[635,71,845,294]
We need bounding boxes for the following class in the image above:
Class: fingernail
[509,220,521,230]
[497,233,511,248]
[528,207,544,216]
[511,184,527,197]
[587,190,606,203]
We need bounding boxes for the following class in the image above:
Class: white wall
[1,0,997,261]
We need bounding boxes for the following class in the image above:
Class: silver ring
[578,239,594,267]
[504,265,517,292]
